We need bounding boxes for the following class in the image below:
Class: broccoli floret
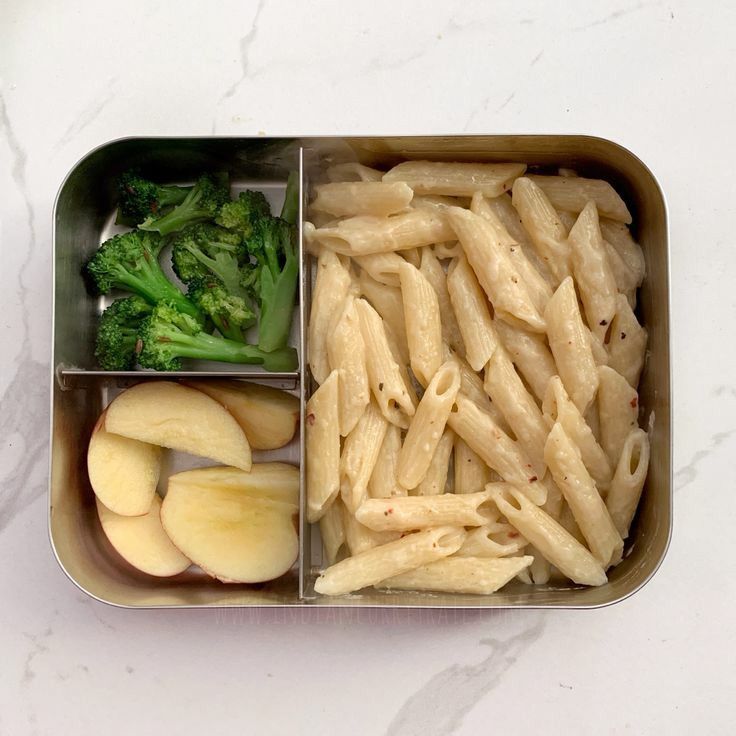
[139,173,230,237]
[244,216,298,353]
[116,171,192,226]
[137,302,297,372]
[94,296,152,370]
[187,277,256,343]
[280,171,299,226]
[171,223,250,301]
[215,190,271,238]
[84,230,203,324]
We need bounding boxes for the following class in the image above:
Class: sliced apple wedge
[168,464,299,508]
[97,495,191,577]
[183,380,299,450]
[87,413,161,516]
[104,381,251,471]
[162,468,299,583]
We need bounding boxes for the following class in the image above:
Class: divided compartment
[300,136,671,608]
[51,135,671,609]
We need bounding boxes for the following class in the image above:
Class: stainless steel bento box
[50,135,671,608]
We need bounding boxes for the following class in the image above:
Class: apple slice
[87,413,161,516]
[97,495,191,577]
[183,380,299,450]
[162,469,299,583]
[168,464,299,508]
[104,381,251,471]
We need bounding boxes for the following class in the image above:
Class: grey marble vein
[385,616,545,735]
[22,629,53,685]
[675,428,735,492]
[53,78,118,152]
[573,2,659,31]
[219,0,267,103]
[0,93,49,533]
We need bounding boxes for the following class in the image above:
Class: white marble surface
[1,1,734,733]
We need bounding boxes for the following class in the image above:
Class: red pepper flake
[378,382,384,391]
[528,476,538,482]
[306,413,316,426]
[599,319,608,326]
[621,331,627,340]
[387,508,394,514]
[630,397,638,408]
[383,510,389,516]
[508,531,519,538]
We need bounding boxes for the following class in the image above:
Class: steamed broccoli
[280,170,299,226]
[243,216,298,353]
[137,302,297,372]
[187,277,256,343]
[171,223,250,300]
[94,296,152,370]
[84,230,203,323]
[139,173,230,237]
[215,189,271,238]
[116,171,192,226]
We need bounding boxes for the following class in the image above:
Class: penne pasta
[368,423,407,499]
[354,252,404,288]
[543,376,613,491]
[597,365,640,467]
[377,555,533,595]
[527,175,632,224]
[399,261,443,388]
[545,277,599,414]
[492,318,556,404]
[307,209,455,256]
[342,503,400,556]
[606,428,650,539]
[471,192,553,315]
[603,239,639,308]
[355,298,415,428]
[568,201,618,341]
[544,423,623,568]
[383,160,526,197]
[415,428,455,496]
[314,526,466,596]
[489,484,607,586]
[310,181,413,217]
[340,402,389,513]
[483,348,549,478]
[454,437,494,495]
[528,546,552,585]
[327,295,370,437]
[484,192,554,284]
[456,517,528,557]
[448,395,546,505]
[586,327,610,367]
[319,496,346,566]
[446,256,501,371]
[446,206,546,333]
[357,271,410,365]
[412,194,470,211]
[356,490,492,532]
[511,177,571,284]
[326,162,384,182]
[607,294,648,387]
[420,247,465,357]
[433,241,463,259]
[306,370,341,522]
[397,361,461,489]
[600,219,645,287]
[308,249,352,384]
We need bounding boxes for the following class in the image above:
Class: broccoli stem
[280,171,299,226]
[257,256,299,353]
[111,253,203,323]
[157,184,193,208]
[182,242,250,300]
[156,328,297,371]
[140,188,209,237]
